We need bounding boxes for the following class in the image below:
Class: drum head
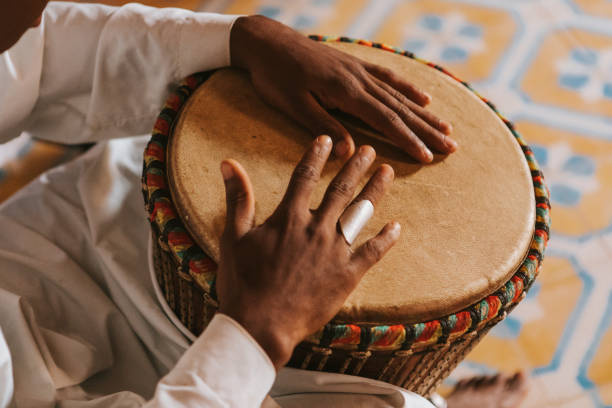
[167,42,535,324]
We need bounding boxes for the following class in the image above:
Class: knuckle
[363,181,385,201]
[287,210,309,229]
[394,100,409,117]
[307,222,332,245]
[385,111,402,126]
[332,76,362,99]
[398,105,419,126]
[328,179,353,197]
[386,85,399,98]
[364,240,383,262]
[378,66,393,77]
[389,87,408,105]
[351,63,369,79]
[228,189,248,206]
[376,66,396,82]
[293,163,319,183]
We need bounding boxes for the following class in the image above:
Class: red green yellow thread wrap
[142,36,551,351]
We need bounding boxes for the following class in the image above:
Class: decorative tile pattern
[223,0,368,36]
[401,13,485,64]
[556,47,612,103]
[518,29,612,120]
[515,121,612,236]
[369,0,518,82]
[573,0,612,19]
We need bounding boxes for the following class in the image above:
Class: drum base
[152,229,217,335]
[152,228,506,397]
[289,323,495,397]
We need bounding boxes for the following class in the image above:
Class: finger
[366,79,457,154]
[365,63,431,106]
[317,145,376,221]
[348,93,433,163]
[350,221,401,275]
[280,135,332,211]
[372,76,454,137]
[352,164,394,207]
[220,159,255,241]
[285,92,355,158]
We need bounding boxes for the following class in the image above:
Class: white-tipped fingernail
[391,222,401,236]
[319,135,332,146]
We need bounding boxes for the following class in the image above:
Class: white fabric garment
[0,3,435,407]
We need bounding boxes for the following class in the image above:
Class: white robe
[0,3,434,407]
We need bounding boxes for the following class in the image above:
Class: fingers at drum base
[316,145,376,222]
[220,159,255,241]
[365,79,457,155]
[348,92,433,163]
[371,76,454,138]
[280,135,332,212]
[350,221,401,275]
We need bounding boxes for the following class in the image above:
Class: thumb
[220,159,255,241]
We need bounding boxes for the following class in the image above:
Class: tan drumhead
[168,42,535,324]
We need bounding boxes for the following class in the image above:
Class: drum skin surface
[167,41,536,325]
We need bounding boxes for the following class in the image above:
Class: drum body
[142,37,550,396]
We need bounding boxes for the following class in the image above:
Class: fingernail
[334,140,349,156]
[221,162,233,180]
[318,135,332,146]
[423,92,432,104]
[442,121,453,135]
[359,145,375,162]
[423,148,434,162]
[390,221,401,237]
[445,137,458,151]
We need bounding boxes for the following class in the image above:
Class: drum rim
[142,36,551,352]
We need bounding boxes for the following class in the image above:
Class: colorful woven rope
[142,37,551,351]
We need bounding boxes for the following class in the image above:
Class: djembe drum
[142,37,550,397]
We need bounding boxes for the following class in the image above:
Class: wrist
[230,15,285,70]
[219,306,298,370]
[242,322,296,370]
[229,15,258,69]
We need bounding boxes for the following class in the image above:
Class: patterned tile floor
[2,0,611,406]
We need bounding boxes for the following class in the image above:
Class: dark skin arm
[217,136,399,368]
[230,15,456,163]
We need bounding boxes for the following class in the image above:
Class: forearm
[0,2,239,144]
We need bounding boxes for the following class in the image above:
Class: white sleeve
[0,2,240,144]
[0,327,14,408]
[144,313,276,408]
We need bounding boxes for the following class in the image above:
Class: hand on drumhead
[230,15,456,164]
[216,135,400,370]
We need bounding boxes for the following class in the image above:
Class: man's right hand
[216,135,400,369]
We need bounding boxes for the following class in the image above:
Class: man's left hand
[230,15,456,163]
